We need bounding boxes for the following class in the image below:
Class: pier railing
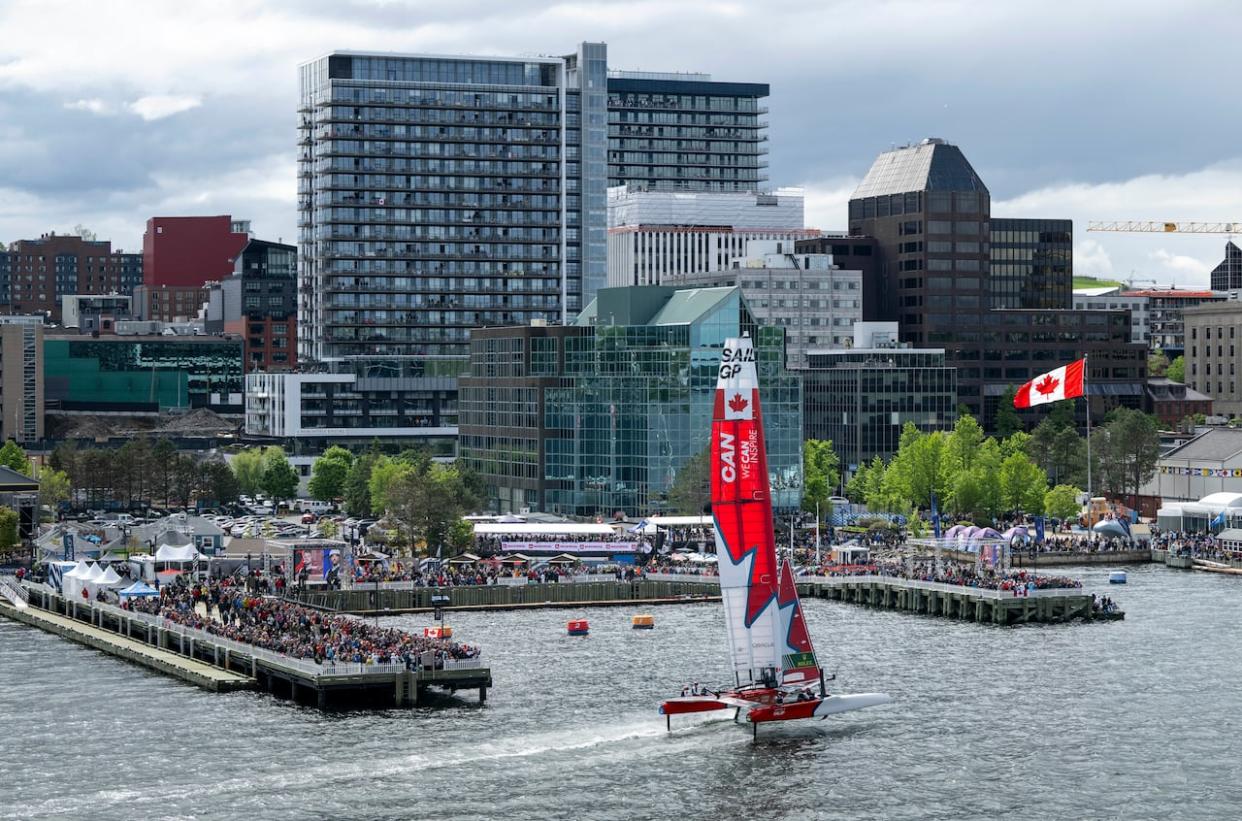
[805,575,1085,600]
[72,597,463,681]
[0,575,29,608]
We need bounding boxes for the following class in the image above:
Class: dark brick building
[846,139,1147,429]
[143,216,250,288]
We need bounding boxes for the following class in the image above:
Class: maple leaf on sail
[1034,374,1059,396]
[728,393,749,413]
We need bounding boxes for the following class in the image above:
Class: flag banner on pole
[1014,358,1086,408]
[930,491,941,539]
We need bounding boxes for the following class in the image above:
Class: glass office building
[460,286,801,517]
[990,218,1072,309]
[44,336,245,414]
[848,139,1147,429]
[802,347,957,471]
[297,44,609,363]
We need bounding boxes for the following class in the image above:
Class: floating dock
[3,583,491,709]
[797,576,1121,625]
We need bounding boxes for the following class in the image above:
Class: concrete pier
[5,585,492,709]
[796,576,1120,625]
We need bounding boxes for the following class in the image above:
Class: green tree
[152,439,177,506]
[448,517,475,555]
[0,440,28,474]
[1043,484,1082,521]
[368,456,416,516]
[343,451,380,517]
[36,466,71,515]
[1106,408,1161,499]
[801,439,840,516]
[231,448,266,497]
[861,455,894,512]
[885,424,948,511]
[308,446,353,501]
[843,462,870,504]
[667,448,711,515]
[170,455,202,510]
[260,447,299,503]
[1148,349,1169,378]
[948,437,1004,520]
[1089,427,1126,496]
[0,507,17,551]
[201,460,240,505]
[998,450,1049,514]
[1166,355,1185,383]
[383,464,480,556]
[994,386,1023,438]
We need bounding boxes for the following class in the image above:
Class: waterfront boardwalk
[797,576,1118,625]
[4,584,491,709]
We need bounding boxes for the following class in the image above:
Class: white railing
[805,574,1085,600]
[644,573,720,584]
[0,575,30,608]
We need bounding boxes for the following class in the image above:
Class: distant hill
[1072,275,1124,290]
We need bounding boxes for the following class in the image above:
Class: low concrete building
[0,318,43,443]
[1150,427,1242,502]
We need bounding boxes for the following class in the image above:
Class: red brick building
[142,216,250,288]
[3,233,143,321]
[1148,377,1213,428]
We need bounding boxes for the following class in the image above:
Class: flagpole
[1085,353,1092,529]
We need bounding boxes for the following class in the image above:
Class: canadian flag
[1014,358,1086,408]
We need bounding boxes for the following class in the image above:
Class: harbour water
[3,565,1241,821]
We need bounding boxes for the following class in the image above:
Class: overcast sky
[2,0,1239,285]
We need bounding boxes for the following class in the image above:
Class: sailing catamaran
[660,335,892,738]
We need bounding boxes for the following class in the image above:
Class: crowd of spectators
[123,576,480,668]
[1151,531,1239,562]
[813,558,1082,593]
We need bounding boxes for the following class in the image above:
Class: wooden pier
[796,576,1120,625]
[4,584,491,709]
[295,578,720,615]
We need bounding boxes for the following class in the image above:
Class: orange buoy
[631,614,655,630]
[567,619,590,636]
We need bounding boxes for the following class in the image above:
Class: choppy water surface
[2,565,1241,820]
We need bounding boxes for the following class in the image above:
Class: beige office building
[0,318,43,443]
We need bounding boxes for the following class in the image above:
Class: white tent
[98,566,123,587]
[61,561,94,600]
[154,543,203,563]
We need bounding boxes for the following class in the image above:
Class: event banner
[1160,466,1242,477]
[500,541,640,554]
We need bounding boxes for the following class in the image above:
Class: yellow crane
[1087,221,1242,234]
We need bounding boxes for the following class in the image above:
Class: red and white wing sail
[711,336,784,685]
[777,560,821,686]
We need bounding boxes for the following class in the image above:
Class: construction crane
[1087,221,1242,234]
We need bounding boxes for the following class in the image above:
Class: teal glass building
[460,285,801,518]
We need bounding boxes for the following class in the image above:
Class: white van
[296,499,334,514]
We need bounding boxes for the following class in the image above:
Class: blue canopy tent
[117,581,159,599]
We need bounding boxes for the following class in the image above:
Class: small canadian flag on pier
[1013,358,1086,408]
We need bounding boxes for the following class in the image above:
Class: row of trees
[845,416,1049,521]
[229,446,300,503]
[51,440,240,510]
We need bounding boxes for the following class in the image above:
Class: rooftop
[1162,427,1242,462]
[852,138,988,200]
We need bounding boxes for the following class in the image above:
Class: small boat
[567,619,590,636]
[423,626,452,639]
[1109,571,1127,585]
[659,335,891,739]
[631,614,655,630]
